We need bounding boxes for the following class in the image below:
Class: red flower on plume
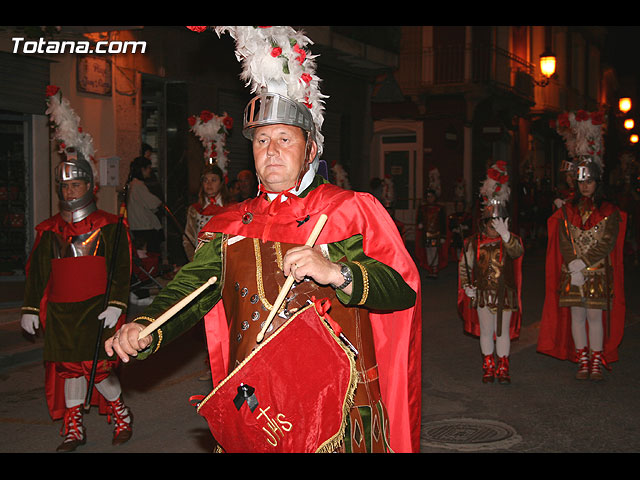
[46,85,60,97]
[188,116,197,127]
[303,96,312,109]
[301,73,312,85]
[293,43,306,65]
[223,116,233,130]
[78,127,83,133]
[487,168,501,182]
[495,160,507,172]
[186,26,208,33]
[575,110,590,122]
[200,110,214,123]
[558,112,570,129]
[591,110,605,125]
[271,47,282,58]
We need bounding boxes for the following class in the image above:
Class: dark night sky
[603,26,640,76]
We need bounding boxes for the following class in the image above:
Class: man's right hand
[463,285,477,299]
[105,322,152,363]
[20,313,39,335]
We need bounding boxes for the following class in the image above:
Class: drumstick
[256,214,328,343]
[138,276,217,339]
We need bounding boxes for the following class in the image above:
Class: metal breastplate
[53,229,102,259]
[568,216,608,269]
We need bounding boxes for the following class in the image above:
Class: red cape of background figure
[537,203,627,363]
[199,182,422,453]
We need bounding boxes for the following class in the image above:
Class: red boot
[482,354,495,383]
[575,347,590,380]
[56,404,86,452]
[589,350,610,381]
[496,356,511,385]
[107,397,133,446]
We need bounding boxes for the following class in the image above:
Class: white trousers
[64,374,122,408]
[570,306,604,352]
[478,306,512,357]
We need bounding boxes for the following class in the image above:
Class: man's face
[252,124,316,192]
[60,179,90,202]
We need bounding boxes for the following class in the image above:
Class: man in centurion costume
[20,87,133,452]
[457,161,524,384]
[106,26,422,453]
[538,110,626,381]
[415,170,450,278]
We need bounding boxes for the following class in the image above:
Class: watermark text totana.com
[12,37,147,54]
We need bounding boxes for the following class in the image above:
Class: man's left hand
[492,217,511,243]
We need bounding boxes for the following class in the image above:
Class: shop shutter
[0,52,51,114]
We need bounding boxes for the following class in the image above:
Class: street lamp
[624,118,634,130]
[536,49,556,87]
[619,97,632,114]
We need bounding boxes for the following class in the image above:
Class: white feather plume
[45,86,98,183]
[189,110,233,177]
[554,110,606,170]
[480,161,510,206]
[213,26,327,155]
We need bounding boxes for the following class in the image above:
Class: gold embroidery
[353,261,369,305]
[153,329,163,353]
[22,306,40,313]
[134,315,162,352]
[253,238,285,314]
[108,300,128,309]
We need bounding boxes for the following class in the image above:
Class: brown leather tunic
[220,235,389,452]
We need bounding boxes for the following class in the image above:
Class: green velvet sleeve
[21,232,52,315]
[134,233,224,358]
[100,222,132,312]
[327,234,416,311]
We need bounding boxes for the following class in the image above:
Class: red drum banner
[193,301,357,453]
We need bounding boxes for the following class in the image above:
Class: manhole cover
[421,418,521,451]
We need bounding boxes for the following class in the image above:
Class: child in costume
[458,161,524,384]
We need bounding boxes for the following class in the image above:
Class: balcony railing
[399,44,536,100]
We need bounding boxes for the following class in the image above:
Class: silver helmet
[575,156,602,182]
[242,92,316,142]
[482,197,509,220]
[54,147,96,222]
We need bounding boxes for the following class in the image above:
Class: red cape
[199,183,422,453]
[27,210,131,419]
[537,203,626,362]
[457,235,523,339]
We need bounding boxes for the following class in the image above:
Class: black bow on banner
[233,383,259,412]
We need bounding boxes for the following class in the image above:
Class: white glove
[20,313,40,335]
[568,258,586,273]
[98,306,123,329]
[492,217,511,243]
[570,271,585,286]
[554,198,565,209]
[464,285,477,298]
